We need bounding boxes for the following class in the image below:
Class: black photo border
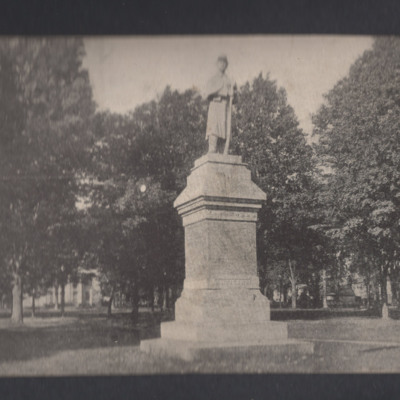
[1,0,400,399]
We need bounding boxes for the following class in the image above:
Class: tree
[313,37,400,308]
[231,74,319,308]
[46,208,86,316]
[0,38,95,323]
[89,76,318,316]
[87,88,206,319]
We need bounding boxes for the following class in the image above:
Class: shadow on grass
[361,345,400,353]
[271,307,381,320]
[0,310,171,364]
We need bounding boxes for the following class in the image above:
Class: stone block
[161,320,288,342]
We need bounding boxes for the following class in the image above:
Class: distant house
[22,269,102,309]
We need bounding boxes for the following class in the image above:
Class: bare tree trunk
[162,284,168,310]
[288,259,297,309]
[366,281,371,309]
[379,265,389,320]
[389,270,398,307]
[131,284,139,323]
[31,289,36,318]
[11,270,23,324]
[107,287,115,318]
[396,260,400,308]
[291,282,297,309]
[169,287,173,308]
[322,269,328,309]
[381,266,388,305]
[365,261,371,309]
[149,284,155,312]
[60,283,65,318]
[54,285,59,310]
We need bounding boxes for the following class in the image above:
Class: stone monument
[140,57,313,360]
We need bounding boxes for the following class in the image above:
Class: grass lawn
[1,308,400,375]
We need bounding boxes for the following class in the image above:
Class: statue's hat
[217,54,228,64]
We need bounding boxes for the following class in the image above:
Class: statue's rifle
[223,92,233,155]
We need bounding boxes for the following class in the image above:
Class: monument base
[140,337,314,362]
[140,153,314,361]
[141,318,313,361]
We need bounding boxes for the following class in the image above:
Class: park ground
[1,308,400,375]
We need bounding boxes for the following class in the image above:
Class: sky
[82,35,373,137]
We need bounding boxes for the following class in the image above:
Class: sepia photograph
[1,34,400,377]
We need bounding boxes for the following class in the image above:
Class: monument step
[174,301,270,324]
[140,337,314,362]
[160,320,288,342]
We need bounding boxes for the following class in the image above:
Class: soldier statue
[205,55,237,154]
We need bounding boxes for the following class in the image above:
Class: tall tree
[313,37,400,307]
[0,38,95,323]
[232,74,319,308]
[88,88,206,318]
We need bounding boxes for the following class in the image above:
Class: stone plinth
[140,153,313,360]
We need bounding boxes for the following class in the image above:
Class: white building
[23,269,102,309]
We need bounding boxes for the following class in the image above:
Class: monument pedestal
[140,153,313,360]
